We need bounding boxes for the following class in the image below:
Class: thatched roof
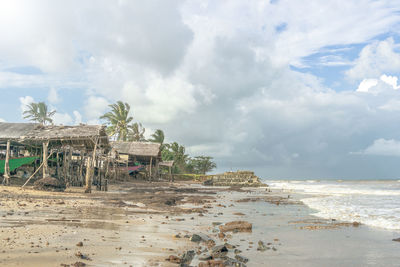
[25,124,107,141]
[0,123,109,149]
[111,141,161,158]
[0,122,38,140]
[159,160,174,167]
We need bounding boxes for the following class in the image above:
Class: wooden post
[104,178,108,192]
[113,159,117,180]
[149,156,153,182]
[85,137,98,193]
[79,150,84,186]
[67,147,72,185]
[155,158,159,181]
[63,147,67,183]
[42,141,49,179]
[33,146,37,173]
[126,160,129,181]
[169,166,172,182]
[98,158,102,191]
[56,152,60,179]
[105,157,109,180]
[2,140,11,185]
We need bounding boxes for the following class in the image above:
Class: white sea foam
[267,180,400,231]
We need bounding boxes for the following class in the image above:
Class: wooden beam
[56,151,60,179]
[42,141,49,179]
[2,140,11,185]
[149,156,153,182]
[85,137,98,193]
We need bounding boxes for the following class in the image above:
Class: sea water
[267,180,400,231]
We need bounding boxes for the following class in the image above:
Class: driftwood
[21,150,54,188]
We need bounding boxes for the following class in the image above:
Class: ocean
[267,180,400,231]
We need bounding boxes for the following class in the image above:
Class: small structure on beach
[202,170,264,187]
[110,141,161,180]
[159,160,174,181]
[0,122,109,192]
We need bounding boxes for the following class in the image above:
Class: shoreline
[0,181,399,266]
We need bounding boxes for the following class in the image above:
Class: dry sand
[0,181,218,266]
[1,181,399,267]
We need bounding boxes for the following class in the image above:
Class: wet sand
[0,181,399,266]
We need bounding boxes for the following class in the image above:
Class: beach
[1,181,399,267]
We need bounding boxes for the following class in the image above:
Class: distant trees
[161,142,217,175]
[162,142,189,173]
[23,102,56,125]
[189,156,217,175]
[101,101,217,174]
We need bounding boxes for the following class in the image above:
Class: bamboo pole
[56,152,60,179]
[2,140,11,185]
[63,147,67,184]
[85,137,98,193]
[22,151,54,188]
[67,147,72,186]
[42,141,49,179]
[149,156,153,182]
[79,150,84,186]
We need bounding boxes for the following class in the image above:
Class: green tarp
[0,156,39,174]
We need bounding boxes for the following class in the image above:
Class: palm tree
[100,101,133,141]
[23,102,56,125]
[128,122,146,141]
[149,129,164,145]
[162,142,189,173]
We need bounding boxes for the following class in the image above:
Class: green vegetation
[128,122,146,141]
[23,102,56,125]
[100,101,148,142]
[188,156,217,175]
[149,129,165,145]
[101,101,217,174]
[100,101,133,141]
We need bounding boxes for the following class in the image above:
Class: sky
[1,0,400,180]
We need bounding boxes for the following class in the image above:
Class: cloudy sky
[1,0,400,179]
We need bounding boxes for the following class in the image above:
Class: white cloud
[2,1,400,179]
[357,139,400,156]
[379,99,400,111]
[73,110,82,125]
[346,38,400,81]
[357,79,378,92]
[84,96,109,123]
[0,118,5,122]
[19,95,34,115]
[380,74,400,90]
[52,112,73,125]
[356,74,400,94]
[47,87,60,104]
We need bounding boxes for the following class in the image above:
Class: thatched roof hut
[0,123,38,141]
[0,122,109,150]
[159,160,174,167]
[110,141,161,165]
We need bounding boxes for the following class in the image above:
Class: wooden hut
[0,122,109,192]
[159,160,174,181]
[110,141,161,180]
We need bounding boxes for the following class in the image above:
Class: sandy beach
[1,182,399,267]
